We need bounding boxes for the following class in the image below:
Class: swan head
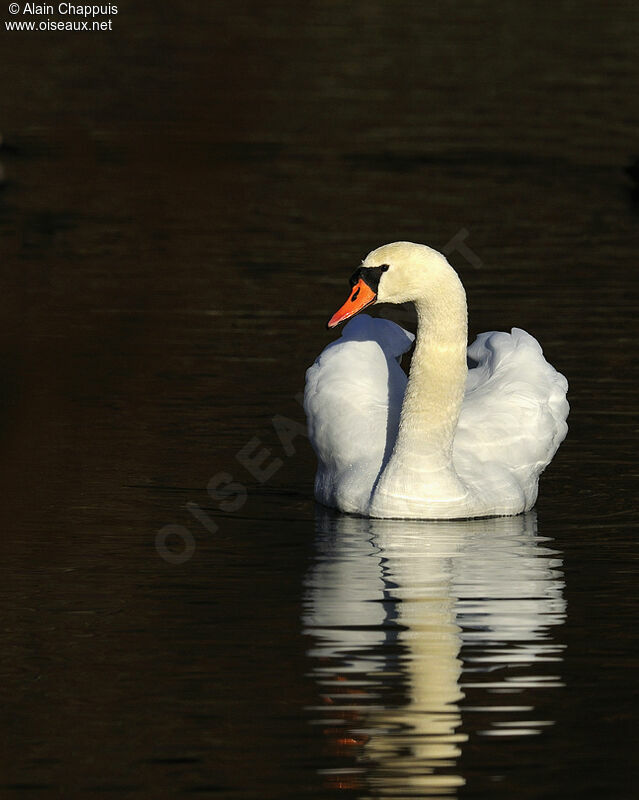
[328,241,459,328]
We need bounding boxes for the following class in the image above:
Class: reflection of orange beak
[327,279,377,329]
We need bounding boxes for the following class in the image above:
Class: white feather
[305,316,568,517]
[304,315,413,513]
[454,328,569,510]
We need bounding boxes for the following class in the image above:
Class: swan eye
[348,264,389,293]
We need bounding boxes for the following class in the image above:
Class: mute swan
[304,242,569,519]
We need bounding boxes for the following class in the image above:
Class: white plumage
[454,328,569,511]
[304,242,568,519]
[305,315,414,514]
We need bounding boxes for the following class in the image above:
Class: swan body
[304,242,568,519]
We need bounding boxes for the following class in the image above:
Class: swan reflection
[303,511,565,796]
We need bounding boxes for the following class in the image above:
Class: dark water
[1,1,638,797]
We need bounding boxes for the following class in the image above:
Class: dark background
[1,1,638,798]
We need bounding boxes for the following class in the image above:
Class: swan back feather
[304,316,414,513]
[454,328,569,510]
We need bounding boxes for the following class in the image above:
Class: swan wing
[454,328,569,509]
[304,315,414,514]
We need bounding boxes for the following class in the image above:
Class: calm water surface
[304,513,566,796]
[1,1,638,797]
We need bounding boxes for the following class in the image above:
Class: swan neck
[370,265,471,514]
[396,283,468,462]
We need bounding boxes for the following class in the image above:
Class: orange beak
[327,279,377,329]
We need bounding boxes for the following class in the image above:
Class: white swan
[304,241,569,519]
